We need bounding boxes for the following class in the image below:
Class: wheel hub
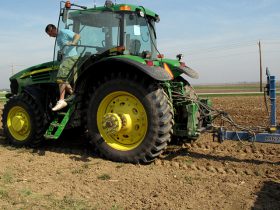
[11,115,25,132]
[102,113,132,134]
[7,106,31,141]
[102,113,122,134]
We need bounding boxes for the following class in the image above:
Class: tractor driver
[45,24,81,111]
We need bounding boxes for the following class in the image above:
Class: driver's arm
[71,34,80,45]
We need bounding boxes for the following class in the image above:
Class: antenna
[10,64,25,76]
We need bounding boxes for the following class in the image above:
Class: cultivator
[208,69,280,144]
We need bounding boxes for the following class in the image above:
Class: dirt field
[0,96,279,210]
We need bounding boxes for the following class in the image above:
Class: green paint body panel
[161,58,180,67]
[173,103,200,138]
[11,61,59,80]
[10,61,59,93]
[161,58,183,78]
[187,103,200,137]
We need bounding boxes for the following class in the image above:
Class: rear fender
[106,57,174,80]
[76,57,173,87]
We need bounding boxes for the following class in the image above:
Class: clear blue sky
[0,0,280,88]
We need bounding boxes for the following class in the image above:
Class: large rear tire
[87,73,173,163]
[2,93,46,147]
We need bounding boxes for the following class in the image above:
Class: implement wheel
[87,73,173,163]
[2,93,46,146]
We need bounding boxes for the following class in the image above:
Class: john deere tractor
[2,1,211,163]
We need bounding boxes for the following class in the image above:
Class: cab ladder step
[44,105,74,139]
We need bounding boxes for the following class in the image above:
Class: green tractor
[2,1,211,163]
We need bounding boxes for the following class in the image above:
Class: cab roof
[73,4,159,20]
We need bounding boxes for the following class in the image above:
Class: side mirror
[155,15,160,23]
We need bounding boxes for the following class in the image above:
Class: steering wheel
[101,40,105,47]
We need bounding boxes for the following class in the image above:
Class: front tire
[2,93,46,147]
[87,73,173,163]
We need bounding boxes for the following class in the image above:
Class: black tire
[2,93,46,147]
[86,73,173,163]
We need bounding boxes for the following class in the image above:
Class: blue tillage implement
[216,70,280,144]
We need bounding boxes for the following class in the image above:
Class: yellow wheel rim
[7,106,31,141]
[97,91,148,151]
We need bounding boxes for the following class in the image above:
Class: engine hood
[10,61,59,80]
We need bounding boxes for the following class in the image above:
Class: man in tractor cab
[45,24,80,111]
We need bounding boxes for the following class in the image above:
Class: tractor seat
[129,39,141,55]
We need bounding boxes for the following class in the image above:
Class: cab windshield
[56,9,157,59]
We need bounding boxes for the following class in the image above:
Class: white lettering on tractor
[265,136,280,142]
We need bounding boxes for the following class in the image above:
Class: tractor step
[44,105,74,140]
[57,112,67,116]
[44,134,57,139]
[50,122,60,127]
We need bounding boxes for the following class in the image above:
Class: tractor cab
[56,1,160,63]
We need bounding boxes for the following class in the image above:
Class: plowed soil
[0,96,279,210]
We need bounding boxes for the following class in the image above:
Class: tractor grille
[31,71,51,82]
